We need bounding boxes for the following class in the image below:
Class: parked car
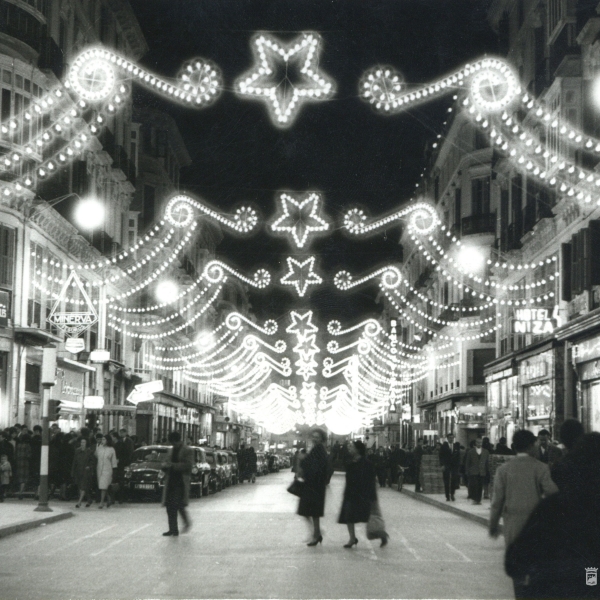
[123,445,210,499]
[204,448,226,493]
[216,450,232,487]
[256,452,268,476]
[267,453,279,473]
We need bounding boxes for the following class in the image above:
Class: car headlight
[191,467,198,475]
[124,468,132,479]
[158,471,165,480]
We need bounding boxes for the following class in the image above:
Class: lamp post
[35,344,57,512]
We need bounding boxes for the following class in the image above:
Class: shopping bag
[287,478,304,497]
[366,501,387,540]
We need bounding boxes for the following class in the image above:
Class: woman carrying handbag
[339,440,389,548]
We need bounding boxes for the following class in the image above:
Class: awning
[57,399,83,415]
[457,405,488,415]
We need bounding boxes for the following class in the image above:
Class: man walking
[489,429,558,598]
[439,436,457,501]
[413,438,424,492]
[465,437,489,504]
[535,429,562,469]
[161,431,193,537]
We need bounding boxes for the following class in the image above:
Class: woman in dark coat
[297,428,329,546]
[71,438,97,507]
[338,440,380,547]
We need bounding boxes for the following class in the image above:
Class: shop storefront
[484,363,519,445]
[53,357,95,432]
[572,335,600,433]
[517,345,563,437]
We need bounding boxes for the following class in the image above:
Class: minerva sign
[47,270,98,336]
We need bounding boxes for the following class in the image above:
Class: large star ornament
[280,256,323,297]
[271,192,330,248]
[287,310,319,339]
[235,32,336,128]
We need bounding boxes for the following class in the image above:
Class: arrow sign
[126,390,155,405]
[135,380,164,394]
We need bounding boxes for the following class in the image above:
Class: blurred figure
[494,437,515,456]
[489,429,558,599]
[0,453,11,501]
[439,441,453,501]
[246,446,257,483]
[15,433,31,499]
[413,438,424,492]
[482,437,493,499]
[552,419,585,490]
[338,440,387,548]
[505,433,600,599]
[297,428,329,546]
[71,438,96,508]
[161,431,193,537]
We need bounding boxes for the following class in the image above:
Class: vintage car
[224,450,239,485]
[123,445,211,499]
[203,448,227,493]
[256,452,269,476]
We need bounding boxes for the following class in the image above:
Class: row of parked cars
[123,445,291,500]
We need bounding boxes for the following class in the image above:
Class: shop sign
[0,290,10,328]
[579,359,600,381]
[520,353,551,382]
[513,308,555,335]
[568,291,590,319]
[47,271,98,336]
[65,338,85,354]
[485,367,515,383]
[56,368,84,402]
[176,407,199,424]
[573,337,600,364]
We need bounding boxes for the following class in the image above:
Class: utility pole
[35,344,57,512]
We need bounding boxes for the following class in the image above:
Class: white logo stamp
[586,568,598,586]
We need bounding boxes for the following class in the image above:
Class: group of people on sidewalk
[0,423,135,508]
[291,428,389,549]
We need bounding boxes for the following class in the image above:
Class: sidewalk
[0,498,74,540]
[399,483,503,532]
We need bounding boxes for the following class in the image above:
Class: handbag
[366,501,387,540]
[287,478,304,497]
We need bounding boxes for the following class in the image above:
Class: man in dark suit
[439,441,453,501]
[413,438,424,492]
[465,436,489,504]
[161,431,193,536]
[535,429,562,469]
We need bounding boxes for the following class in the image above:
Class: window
[25,363,41,394]
[468,349,496,385]
[0,226,15,288]
[471,176,490,215]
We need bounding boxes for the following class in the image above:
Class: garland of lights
[333,265,402,291]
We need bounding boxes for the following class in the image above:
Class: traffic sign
[65,338,85,354]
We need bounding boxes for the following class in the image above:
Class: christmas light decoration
[333,265,401,291]
[68,47,222,107]
[343,201,439,236]
[280,256,322,297]
[270,191,330,248]
[235,32,335,128]
[286,310,319,338]
[360,66,403,113]
[165,194,258,233]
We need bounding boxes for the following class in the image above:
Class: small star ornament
[235,32,336,128]
[280,256,323,297]
[270,192,330,248]
[287,310,319,338]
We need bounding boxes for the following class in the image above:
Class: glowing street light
[456,245,486,272]
[74,197,105,230]
[155,280,179,304]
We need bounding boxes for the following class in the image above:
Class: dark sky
[129,0,497,326]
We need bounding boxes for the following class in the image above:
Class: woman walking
[72,438,96,507]
[338,440,388,547]
[15,433,31,500]
[297,428,329,546]
[95,435,118,508]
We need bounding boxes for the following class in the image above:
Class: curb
[0,511,74,540]
[400,488,502,532]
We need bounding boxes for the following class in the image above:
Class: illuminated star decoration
[270,192,330,248]
[280,256,323,297]
[293,334,320,362]
[286,310,319,338]
[235,32,336,128]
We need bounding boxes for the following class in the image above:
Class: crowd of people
[0,423,136,506]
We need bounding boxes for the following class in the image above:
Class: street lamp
[456,245,486,272]
[73,196,105,230]
[155,280,179,304]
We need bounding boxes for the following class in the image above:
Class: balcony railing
[461,212,496,236]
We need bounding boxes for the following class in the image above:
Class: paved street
[0,471,512,599]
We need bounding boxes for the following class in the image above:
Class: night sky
[129,0,497,326]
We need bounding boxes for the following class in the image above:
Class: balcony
[461,213,496,236]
